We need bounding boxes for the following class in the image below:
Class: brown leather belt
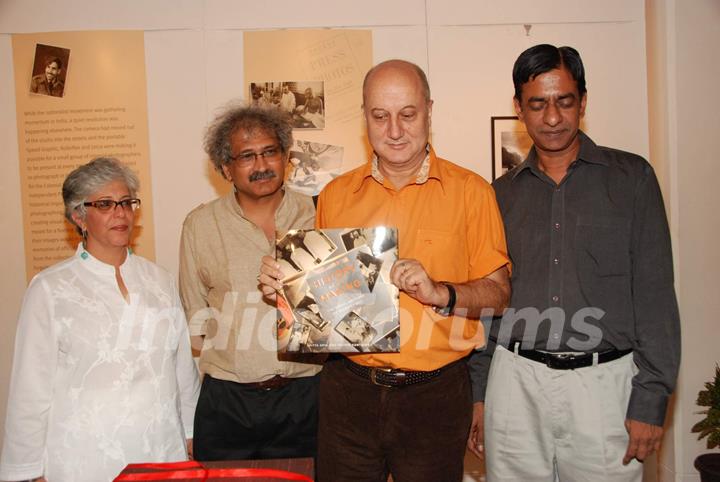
[343,358,454,388]
[238,375,295,390]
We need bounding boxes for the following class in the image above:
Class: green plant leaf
[693,364,720,449]
[708,431,720,449]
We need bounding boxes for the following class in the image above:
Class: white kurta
[0,245,200,482]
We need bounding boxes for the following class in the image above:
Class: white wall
[646,1,720,481]
[0,31,24,466]
[0,1,655,477]
[672,0,720,480]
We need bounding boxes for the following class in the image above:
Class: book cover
[276,227,399,353]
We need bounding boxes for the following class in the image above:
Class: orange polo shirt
[316,147,510,371]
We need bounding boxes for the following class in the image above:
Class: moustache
[249,170,277,182]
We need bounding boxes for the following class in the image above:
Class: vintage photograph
[342,227,397,256]
[334,311,377,351]
[249,80,325,129]
[295,295,328,331]
[29,43,70,98]
[341,228,369,251]
[491,116,533,180]
[371,325,400,352]
[286,139,343,196]
[355,251,383,292]
[276,229,337,278]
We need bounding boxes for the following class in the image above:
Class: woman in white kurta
[0,158,200,482]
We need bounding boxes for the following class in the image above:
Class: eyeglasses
[230,146,283,166]
[82,198,141,212]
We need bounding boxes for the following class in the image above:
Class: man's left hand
[390,258,447,307]
[623,418,663,464]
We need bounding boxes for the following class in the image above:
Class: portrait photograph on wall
[249,80,325,129]
[491,116,532,180]
[29,43,70,98]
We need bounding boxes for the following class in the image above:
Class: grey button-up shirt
[469,131,680,426]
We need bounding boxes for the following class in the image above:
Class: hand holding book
[390,258,452,309]
[258,255,283,301]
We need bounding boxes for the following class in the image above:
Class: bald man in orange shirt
[261,59,510,482]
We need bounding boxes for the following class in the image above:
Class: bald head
[361,59,433,181]
[362,59,431,106]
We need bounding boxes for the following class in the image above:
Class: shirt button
[552,333,560,340]
[553,258,559,265]
[552,295,559,302]
[554,222,560,230]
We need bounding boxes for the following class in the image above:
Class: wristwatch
[433,282,456,316]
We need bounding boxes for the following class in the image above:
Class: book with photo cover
[276,227,399,353]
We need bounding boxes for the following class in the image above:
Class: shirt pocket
[575,214,633,314]
[414,228,464,281]
[575,214,632,277]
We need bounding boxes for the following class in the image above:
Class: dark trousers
[193,374,320,461]
[317,357,472,482]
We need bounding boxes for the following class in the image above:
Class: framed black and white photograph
[491,116,533,180]
[29,43,70,98]
[286,139,343,196]
[249,80,325,129]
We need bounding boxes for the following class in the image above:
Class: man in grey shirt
[468,44,680,481]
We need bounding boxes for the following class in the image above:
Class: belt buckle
[259,376,277,391]
[546,355,572,370]
[546,353,588,370]
[259,375,287,390]
[369,367,395,387]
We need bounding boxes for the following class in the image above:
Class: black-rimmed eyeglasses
[82,199,141,212]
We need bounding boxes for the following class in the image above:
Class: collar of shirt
[511,130,609,182]
[75,242,133,276]
[351,144,441,192]
[227,185,287,220]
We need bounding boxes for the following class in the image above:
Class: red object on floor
[114,459,314,482]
